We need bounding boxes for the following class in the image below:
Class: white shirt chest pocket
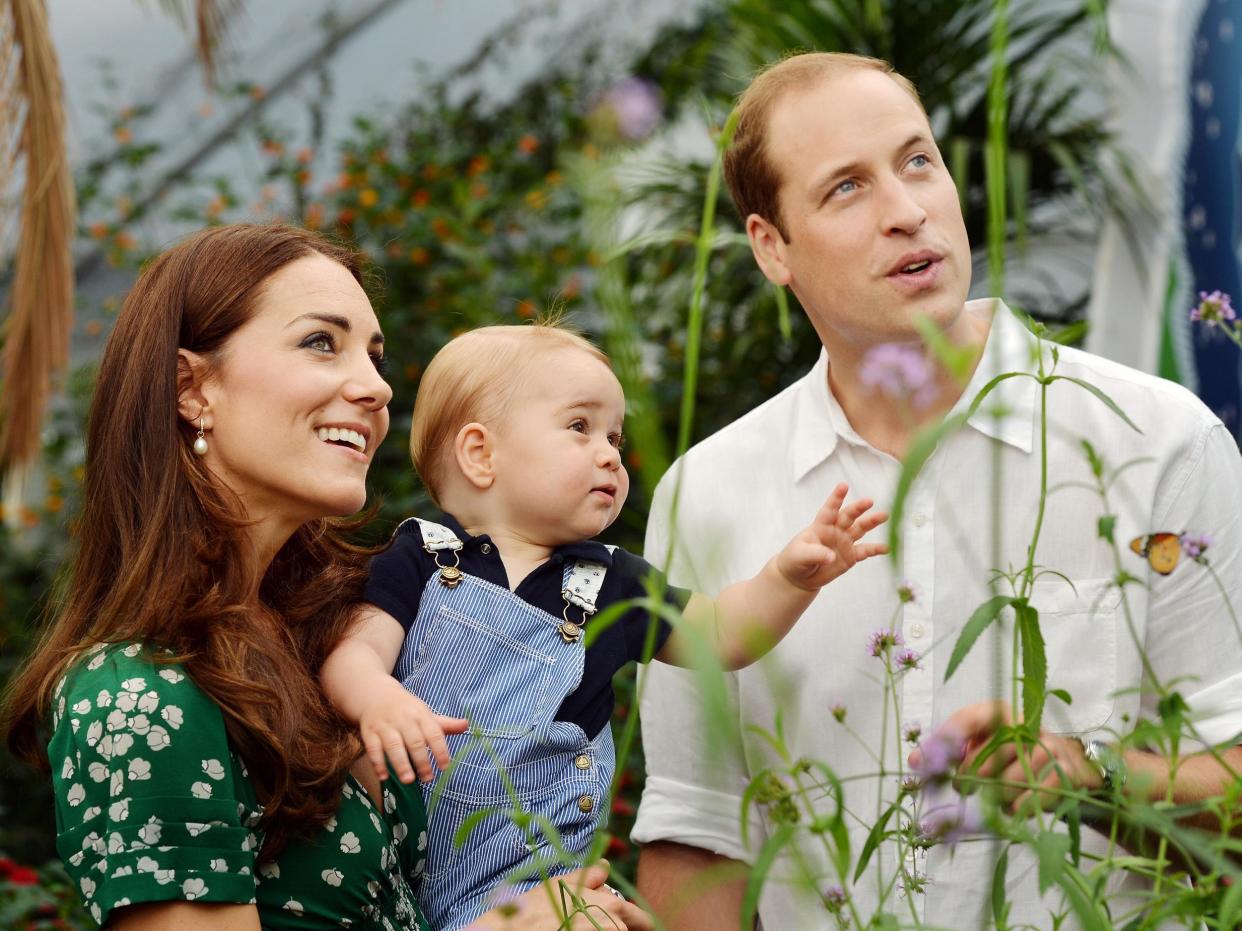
[1027,577,1120,735]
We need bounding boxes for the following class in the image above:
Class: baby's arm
[321,606,468,783]
[656,482,887,670]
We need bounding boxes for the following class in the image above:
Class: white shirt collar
[790,299,1038,482]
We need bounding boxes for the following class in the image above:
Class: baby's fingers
[362,728,393,783]
[849,510,889,542]
[812,483,850,528]
[383,725,421,784]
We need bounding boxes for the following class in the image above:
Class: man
[631,52,1242,928]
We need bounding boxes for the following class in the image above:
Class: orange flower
[605,836,631,859]
[20,506,38,528]
[304,203,325,229]
[261,138,284,157]
[85,319,103,337]
[373,148,389,165]
[517,134,539,154]
[114,231,136,251]
[88,222,108,240]
[45,495,64,514]
[409,247,430,266]
[412,189,431,208]
[422,164,440,181]
[524,189,548,211]
[337,207,356,225]
[337,172,354,190]
[113,126,132,145]
[358,188,379,208]
[560,273,581,300]
[249,85,266,100]
[386,242,403,258]
[516,299,537,319]
[205,195,225,219]
[295,169,311,186]
[544,170,564,187]
[470,182,489,200]
[297,147,314,165]
[430,217,452,240]
[466,155,490,176]
[404,362,421,380]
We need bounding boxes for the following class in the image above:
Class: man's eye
[909,153,931,169]
[834,179,857,196]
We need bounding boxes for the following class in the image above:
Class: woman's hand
[468,860,654,930]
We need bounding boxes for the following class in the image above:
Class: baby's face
[488,347,629,545]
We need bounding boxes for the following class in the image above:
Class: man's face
[752,69,972,349]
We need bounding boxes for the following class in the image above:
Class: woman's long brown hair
[4,223,379,860]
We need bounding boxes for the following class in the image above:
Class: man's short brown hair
[723,52,924,242]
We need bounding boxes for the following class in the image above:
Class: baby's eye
[302,332,335,353]
[608,432,626,450]
[569,419,588,434]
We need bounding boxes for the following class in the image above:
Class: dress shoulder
[49,643,260,926]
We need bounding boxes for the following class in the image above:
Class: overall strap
[561,544,617,616]
[401,517,465,588]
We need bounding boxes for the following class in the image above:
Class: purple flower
[899,774,921,794]
[1190,290,1237,328]
[1180,532,1212,560]
[918,792,985,849]
[822,884,848,913]
[911,727,965,784]
[866,628,905,658]
[859,343,939,409]
[894,648,923,672]
[896,577,921,604]
[599,78,663,142]
[903,722,922,744]
[829,700,847,723]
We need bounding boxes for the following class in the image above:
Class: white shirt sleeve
[1144,421,1242,747]
[629,467,759,862]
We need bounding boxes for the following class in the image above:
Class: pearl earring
[193,417,209,456]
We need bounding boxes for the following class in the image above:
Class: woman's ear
[454,422,495,490]
[176,349,211,427]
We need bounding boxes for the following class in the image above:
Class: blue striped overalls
[394,519,616,930]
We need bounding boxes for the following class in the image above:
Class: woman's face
[195,253,392,532]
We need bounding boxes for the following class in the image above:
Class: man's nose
[879,177,928,236]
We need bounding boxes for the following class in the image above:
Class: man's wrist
[1077,737,1127,793]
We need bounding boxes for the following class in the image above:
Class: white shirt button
[912,512,927,528]
[910,623,925,639]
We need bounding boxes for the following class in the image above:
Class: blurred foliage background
[0,0,1125,917]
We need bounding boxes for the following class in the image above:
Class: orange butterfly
[1129,533,1182,575]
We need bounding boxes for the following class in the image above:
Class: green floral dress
[49,643,431,930]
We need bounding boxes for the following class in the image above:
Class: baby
[321,322,887,929]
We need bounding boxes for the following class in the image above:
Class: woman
[4,224,650,930]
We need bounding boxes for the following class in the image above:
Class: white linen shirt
[632,300,1242,929]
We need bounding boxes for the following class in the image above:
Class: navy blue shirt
[364,513,685,739]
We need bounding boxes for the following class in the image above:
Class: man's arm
[636,842,748,931]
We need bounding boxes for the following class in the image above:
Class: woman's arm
[110,901,262,930]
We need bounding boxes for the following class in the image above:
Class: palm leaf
[0,0,75,477]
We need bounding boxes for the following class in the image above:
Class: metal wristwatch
[1078,737,1127,792]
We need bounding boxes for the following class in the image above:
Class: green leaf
[741,823,795,928]
[1053,863,1112,931]
[1065,803,1081,867]
[1034,831,1070,893]
[1096,515,1115,544]
[1048,375,1142,434]
[1219,875,1242,929]
[946,595,1016,681]
[1048,688,1073,707]
[991,845,1011,929]
[853,805,897,882]
[772,283,792,342]
[1017,602,1047,731]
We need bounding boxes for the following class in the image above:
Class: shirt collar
[436,511,615,567]
[790,299,1038,482]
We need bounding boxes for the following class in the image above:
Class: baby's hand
[777,482,888,591]
[359,679,469,784]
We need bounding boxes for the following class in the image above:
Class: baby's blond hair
[410,321,611,504]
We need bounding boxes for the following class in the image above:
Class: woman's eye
[302,332,335,353]
[371,352,389,376]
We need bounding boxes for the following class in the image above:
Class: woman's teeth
[316,426,366,453]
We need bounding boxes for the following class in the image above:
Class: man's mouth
[315,426,367,454]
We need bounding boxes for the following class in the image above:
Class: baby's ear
[454,422,494,489]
